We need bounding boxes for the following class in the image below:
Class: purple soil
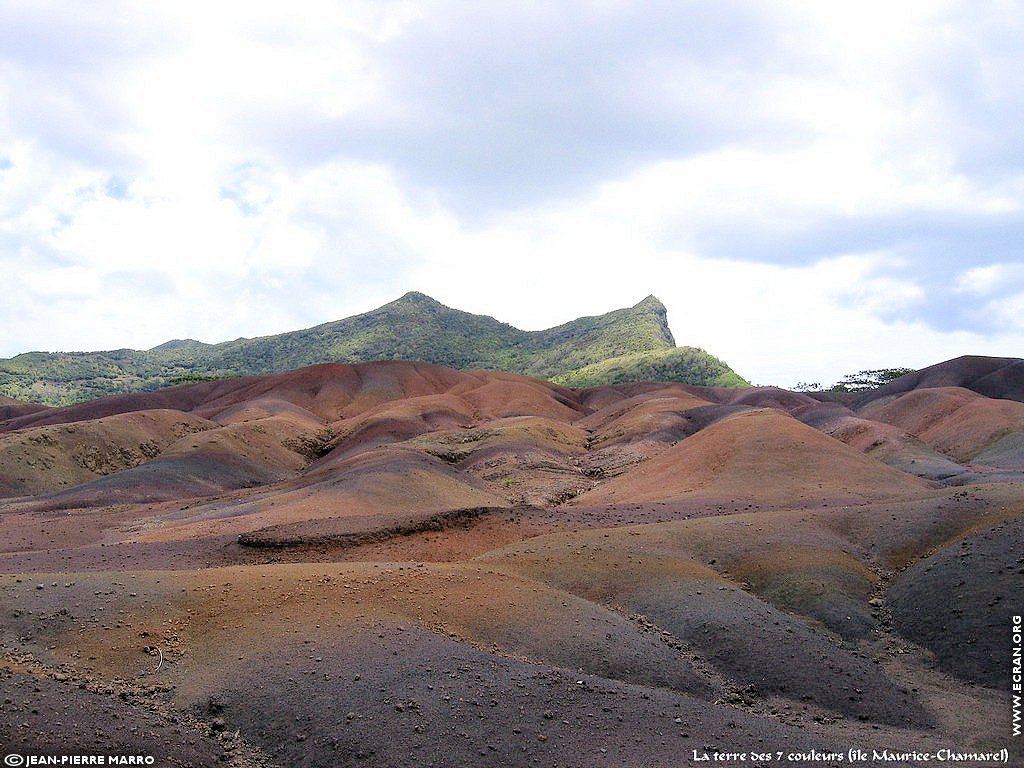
[1,357,1021,767]
[0,397,49,421]
[0,668,230,765]
[198,622,842,768]
[888,516,1024,689]
[624,579,931,727]
[856,355,1024,406]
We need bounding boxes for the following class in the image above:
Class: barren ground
[1,359,1021,767]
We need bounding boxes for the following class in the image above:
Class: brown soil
[1,358,1021,767]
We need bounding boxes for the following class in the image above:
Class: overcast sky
[1,1,1022,386]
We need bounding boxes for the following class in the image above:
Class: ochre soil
[1,358,1021,767]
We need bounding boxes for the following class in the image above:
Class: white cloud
[956,263,1024,295]
[401,212,964,386]
[0,0,1022,386]
[984,291,1024,332]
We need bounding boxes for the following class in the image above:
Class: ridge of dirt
[237,505,527,549]
[0,645,278,767]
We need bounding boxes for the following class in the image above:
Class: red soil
[574,408,929,506]
[1,357,1020,766]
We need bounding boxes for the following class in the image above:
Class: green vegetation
[796,368,915,394]
[0,292,749,405]
[828,368,915,392]
[167,373,231,385]
[551,348,748,389]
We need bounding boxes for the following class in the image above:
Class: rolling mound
[575,408,929,506]
[0,564,844,768]
[23,412,329,510]
[0,409,214,498]
[859,386,1024,465]
[0,361,582,432]
[575,386,716,444]
[823,415,971,482]
[889,515,1024,687]
[403,417,592,505]
[122,446,508,544]
[857,355,1024,405]
[722,386,826,415]
[1,355,1021,765]
[481,524,927,726]
[0,395,48,420]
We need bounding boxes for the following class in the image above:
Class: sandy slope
[860,386,1024,466]
[574,409,929,506]
[1,357,1021,766]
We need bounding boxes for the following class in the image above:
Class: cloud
[957,262,1024,296]
[0,0,1021,386]
[0,134,445,355]
[954,262,1024,335]
[263,1,783,213]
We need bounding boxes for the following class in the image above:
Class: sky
[1,0,1022,387]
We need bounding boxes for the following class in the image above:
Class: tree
[829,368,914,392]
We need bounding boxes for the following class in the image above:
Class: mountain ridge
[0,292,747,405]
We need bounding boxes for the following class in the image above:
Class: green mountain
[0,292,748,405]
